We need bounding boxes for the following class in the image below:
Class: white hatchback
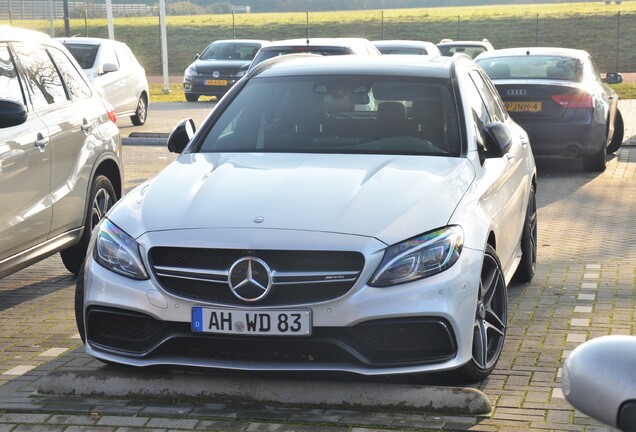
[77,54,536,383]
[58,37,149,125]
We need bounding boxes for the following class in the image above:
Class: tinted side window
[49,47,92,100]
[469,70,507,122]
[463,74,491,147]
[13,44,67,109]
[0,44,24,104]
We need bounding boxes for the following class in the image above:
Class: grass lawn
[6,2,636,77]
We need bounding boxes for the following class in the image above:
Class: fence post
[49,0,55,36]
[381,10,384,40]
[63,0,70,36]
[615,11,620,72]
[457,15,461,39]
[535,13,539,46]
[232,11,235,39]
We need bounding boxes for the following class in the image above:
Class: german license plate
[205,79,227,86]
[505,101,542,112]
[192,307,311,336]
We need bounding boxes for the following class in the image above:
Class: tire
[75,267,86,343]
[513,184,537,283]
[457,245,508,383]
[60,175,117,274]
[185,93,199,102]
[606,109,624,154]
[582,146,607,172]
[130,93,148,126]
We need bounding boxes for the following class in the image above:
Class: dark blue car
[476,47,623,172]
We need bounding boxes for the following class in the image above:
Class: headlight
[369,226,463,287]
[184,65,198,78]
[94,219,149,280]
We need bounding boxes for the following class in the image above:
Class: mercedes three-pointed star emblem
[228,257,273,302]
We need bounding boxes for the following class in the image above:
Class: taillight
[551,93,594,109]
[103,100,117,123]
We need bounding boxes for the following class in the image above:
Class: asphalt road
[117,101,216,138]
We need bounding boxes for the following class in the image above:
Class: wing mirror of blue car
[0,98,28,129]
[167,118,196,154]
[563,335,636,431]
[483,122,512,157]
[605,72,623,85]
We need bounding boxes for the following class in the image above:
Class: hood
[193,59,250,75]
[111,153,475,245]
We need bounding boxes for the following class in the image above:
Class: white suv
[0,26,123,278]
[58,36,149,125]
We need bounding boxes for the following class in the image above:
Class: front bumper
[183,76,239,97]
[81,228,483,375]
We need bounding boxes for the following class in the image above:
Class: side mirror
[563,336,636,430]
[605,72,623,85]
[0,98,28,128]
[100,62,119,75]
[167,118,196,154]
[483,122,512,157]
[194,53,200,61]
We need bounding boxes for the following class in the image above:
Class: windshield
[377,47,428,55]
[439,45,487,59]
[200,42,262,61]
[197,75,461,156]
[477,55,584,82]
[62,43,99,69]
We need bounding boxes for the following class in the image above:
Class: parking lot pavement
[1,101,635,431]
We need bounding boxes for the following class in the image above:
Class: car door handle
[35,133,49,150]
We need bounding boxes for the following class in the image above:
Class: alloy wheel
[472,251,507,371]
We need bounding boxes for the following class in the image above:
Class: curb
[123,132,169,146]
[37,367,492,415]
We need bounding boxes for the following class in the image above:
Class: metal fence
[2,6,634,75]
[0,0,157,20]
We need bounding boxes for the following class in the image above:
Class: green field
[5,2,636,100]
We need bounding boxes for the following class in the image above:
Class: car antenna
[306,11,310,44]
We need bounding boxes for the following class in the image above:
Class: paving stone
[196,420,250,431]
[97,416,149,427]
[245,423,298,432]
[146,419,199,430]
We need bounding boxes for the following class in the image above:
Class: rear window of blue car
[476,55,584,82]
